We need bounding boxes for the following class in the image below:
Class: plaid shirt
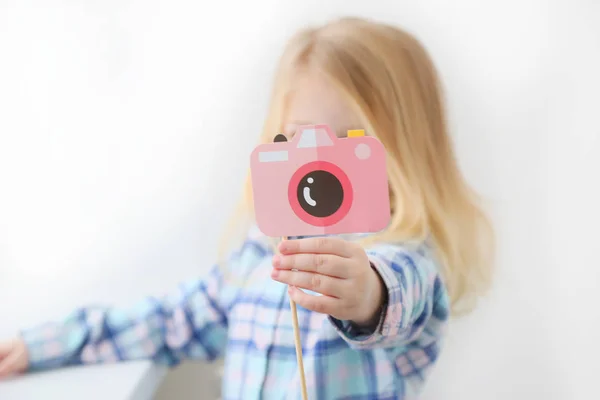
[21,226,449,399]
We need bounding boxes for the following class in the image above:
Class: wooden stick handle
[289,297,308,400]
[282,237,308,400]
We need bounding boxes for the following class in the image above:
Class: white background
[1,0,599,399]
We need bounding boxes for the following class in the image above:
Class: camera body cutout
[250,124,390,237]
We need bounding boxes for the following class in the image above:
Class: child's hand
[0,338,29,379]
[272,237,386,327]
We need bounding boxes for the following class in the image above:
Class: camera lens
[296,170,344,218]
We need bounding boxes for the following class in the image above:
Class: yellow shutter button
[347,129,365,138]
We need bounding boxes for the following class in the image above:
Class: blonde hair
[222,17,494,315]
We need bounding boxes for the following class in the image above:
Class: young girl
[0,17,493,399]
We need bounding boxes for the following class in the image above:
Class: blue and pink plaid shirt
[20,226,449,399]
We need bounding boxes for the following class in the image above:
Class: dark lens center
[297,170,344,218]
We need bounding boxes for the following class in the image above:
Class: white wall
[0,1,598,399]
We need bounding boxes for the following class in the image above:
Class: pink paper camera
[250,124,390,237]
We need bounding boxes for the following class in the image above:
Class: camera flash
[347,129,365,138]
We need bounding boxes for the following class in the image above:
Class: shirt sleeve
[328,241,450,350]
[20,228,271,371]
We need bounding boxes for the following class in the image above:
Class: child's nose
[283,123,298,139]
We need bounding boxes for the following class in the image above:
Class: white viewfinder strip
[259,150,288,162]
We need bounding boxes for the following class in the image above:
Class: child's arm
[18,230,270,372]
[272,237,449,350]
[328,242,450,349]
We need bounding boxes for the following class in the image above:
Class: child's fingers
[272,253,349,278]
[0,340,14,357]
[287,286,339,316]
[279,237,353,258]
[0,349,21,378]
[0,358,12,378]
[0,340,28,379]
[271,269,345,298]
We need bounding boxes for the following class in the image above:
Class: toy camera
[250,124,390,237]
